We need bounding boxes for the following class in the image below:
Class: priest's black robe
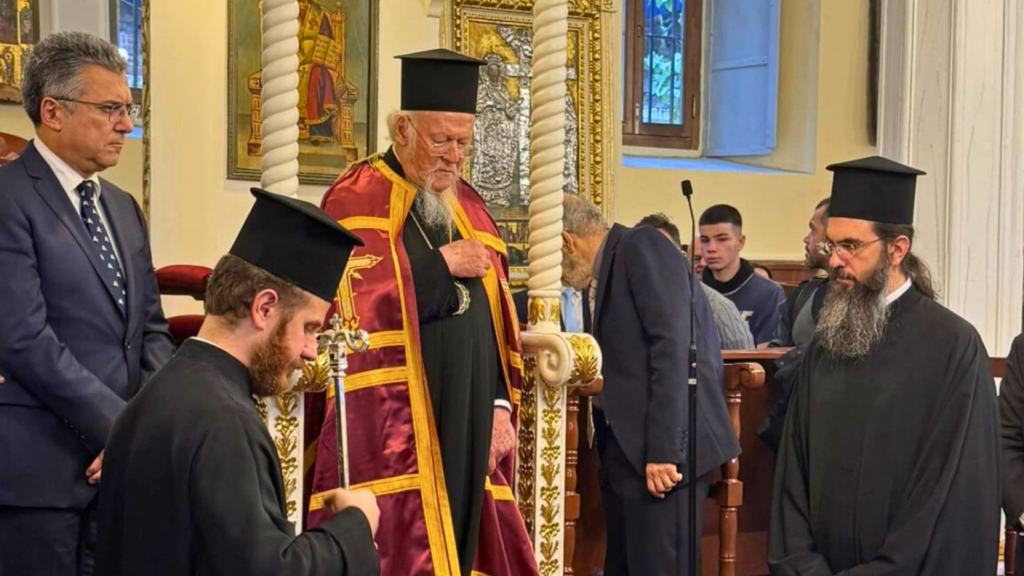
[768,286,1000,576]
[95,339,378,576]
[386,149,509,576]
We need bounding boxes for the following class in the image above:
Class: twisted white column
[526,0,569,328]
[259,0,304,530]
[260,0,301,197]
[523,2,570,575]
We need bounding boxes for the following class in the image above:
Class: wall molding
[878,0,1024,354]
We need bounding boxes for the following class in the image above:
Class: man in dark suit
[0,31,173,576]
[559,196,739,576]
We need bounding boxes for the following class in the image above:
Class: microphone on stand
[681,179,699,576]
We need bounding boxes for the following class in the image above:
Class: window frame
[109,0,144,102]
[622,0,704,150]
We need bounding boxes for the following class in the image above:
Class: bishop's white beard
[414,176,457,230]
[816,257,891,360]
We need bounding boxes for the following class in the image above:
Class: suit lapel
[592,224,625,338]
[100,184,139,331]
[23,144,126,323]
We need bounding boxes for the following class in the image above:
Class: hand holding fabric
[489,407,516,474]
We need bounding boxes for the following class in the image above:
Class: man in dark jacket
[559,195,739,576]
[0,32,173,576]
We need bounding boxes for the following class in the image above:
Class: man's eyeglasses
[407,120,476,159]
[55,98,140,124]
[817,237,885,260]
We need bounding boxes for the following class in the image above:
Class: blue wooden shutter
[705,0,781,156]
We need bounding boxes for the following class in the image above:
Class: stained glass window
[622,0,701,149]
[642,0,685,125]
[113,0,143,91]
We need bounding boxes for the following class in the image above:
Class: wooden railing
[564,378,602,575]
[713,362,766,576]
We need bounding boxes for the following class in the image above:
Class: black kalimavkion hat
[826,156,926,225]
[229,188,363,301]
[397,49,486,114]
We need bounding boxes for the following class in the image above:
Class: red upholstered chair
[155,265,212,346]
[0,132,29,166]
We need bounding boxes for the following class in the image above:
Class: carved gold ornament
[528,296,561,326]
[566,334,599,385]
[517,356,538,539]
[254,390,301,519]
[538,378,564,576]
[296,349,332,393]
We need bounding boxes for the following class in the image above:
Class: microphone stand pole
[681,180,698,576]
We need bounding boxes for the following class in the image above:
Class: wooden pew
[711,350,789,576]
[706,362,767,576]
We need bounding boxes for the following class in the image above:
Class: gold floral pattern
[566,334,599,385]
[296,350,331,393]
[538,377,564,576]
[517,356,537,539]
[254,391,300,519]
[527,297,561,326]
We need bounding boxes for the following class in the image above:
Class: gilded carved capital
[521,330,602,389]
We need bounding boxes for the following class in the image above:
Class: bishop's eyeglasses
[407,120,477,159]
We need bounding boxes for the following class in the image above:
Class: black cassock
[387,149,509,576]
[403,210,508,576]
[95,340,378,576]
[768,286,1000,576]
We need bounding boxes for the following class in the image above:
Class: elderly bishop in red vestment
[307,49,538,576]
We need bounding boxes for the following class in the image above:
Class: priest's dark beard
[816,256,891,360]
[415,176,456,230]
[249,316,303,397]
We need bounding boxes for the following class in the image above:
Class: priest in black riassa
[95,189,380,576]
[768,157,1000,576]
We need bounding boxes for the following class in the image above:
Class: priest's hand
[645,463,682,499]
[324,488,381,537]
[440,239,491,278]
[488,407,516,475]
[86,450,104,485]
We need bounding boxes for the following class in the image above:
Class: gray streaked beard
[414,176,456,230]
[816,257,891,360]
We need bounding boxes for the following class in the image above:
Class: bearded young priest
[767,157,1000,576]
[95,190,380,576]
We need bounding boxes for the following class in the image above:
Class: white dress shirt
[34,138,123,264]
